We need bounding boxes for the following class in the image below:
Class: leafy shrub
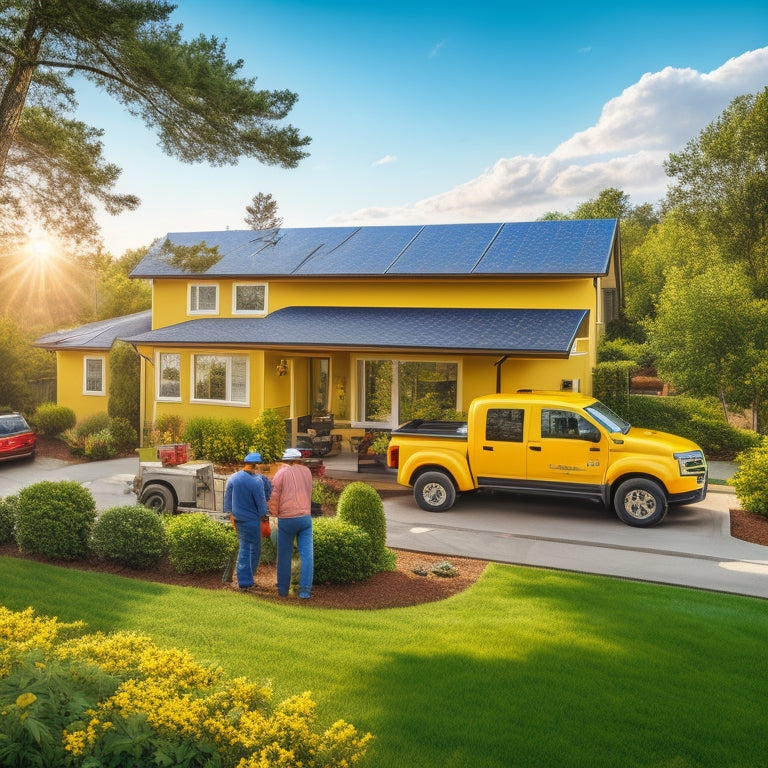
[75,411,111,438]
[30,402,76,436]
[165,513,238,574]
[91,505,167,569]
[0,607,372,768]
[625,395,760,459]
[16,481,96,560]
[0,494,18,545]
[260,531,277,564]
[150,413,185,445]
[337,481,388,567]
[730,442,768,517]
[183,417,255,464]
[312,477,346,509]
[251,408,287,463]
[312,518,376,584]
[108,416,138,452]
[82,428,118,460]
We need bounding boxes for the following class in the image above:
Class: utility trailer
[133,461,220,514]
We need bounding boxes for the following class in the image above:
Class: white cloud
[429,40,447,58]
[372,154,398,166]
[332,47,768,225]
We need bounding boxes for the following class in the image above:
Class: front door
[525,407,608,492]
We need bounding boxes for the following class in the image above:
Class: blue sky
[76,1,768,255]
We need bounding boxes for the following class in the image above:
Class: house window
[355,359,459,428]
[192,354,248,404]
[83,357,105,395]
[158,353,181,400]
[188,284,219,314]
[233,283,267,314]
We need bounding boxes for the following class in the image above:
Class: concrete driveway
[382,486,768,600]
[0,455,139,511]
[2,455,766,599]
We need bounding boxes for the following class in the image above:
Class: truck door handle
[529,446,541,452]
[589,447,601,452]
[482,446,493,451]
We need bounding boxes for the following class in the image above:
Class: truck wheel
[140,484,176,513]
[413,471,456,512]
[613,478,667,527]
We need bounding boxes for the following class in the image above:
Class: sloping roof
[123,306,589,357]
[131,220,619,279]
[34,310,152,351]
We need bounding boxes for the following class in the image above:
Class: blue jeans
[234,519,262,588]
[276,516,313,598]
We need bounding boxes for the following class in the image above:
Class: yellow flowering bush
[0,608,373,767]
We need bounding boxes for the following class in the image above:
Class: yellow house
[36,220,622,447]
[34,310,152,422]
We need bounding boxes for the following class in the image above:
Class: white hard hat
[281,447,303,460]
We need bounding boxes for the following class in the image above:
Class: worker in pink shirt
[269,447,314,598]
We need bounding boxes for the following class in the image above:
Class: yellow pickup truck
[387,391,708,527]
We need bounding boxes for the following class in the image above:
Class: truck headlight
[674,450,707,477]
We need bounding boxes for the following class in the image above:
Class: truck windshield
[585,401,631,435]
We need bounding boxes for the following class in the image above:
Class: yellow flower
[15,692,37,708]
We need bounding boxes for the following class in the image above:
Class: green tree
[622,211,719,324]
[665,88,768,296]
[108,341,141,434]
[0,318,53,411]
[0,0,310,246]
[244,192,283,230]
[647,260,768,425]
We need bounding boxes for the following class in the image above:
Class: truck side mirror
[585,426,601,443]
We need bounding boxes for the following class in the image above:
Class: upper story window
[83,356,105,396]
[233,283,267,314]
[188,283,219,314]
[157,353,181,400]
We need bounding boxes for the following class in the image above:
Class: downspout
[130,344,154,447]
[494,355,509,393]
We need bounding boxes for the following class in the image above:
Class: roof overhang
[124,306,589,358]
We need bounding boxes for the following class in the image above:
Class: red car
[0,413,36,462]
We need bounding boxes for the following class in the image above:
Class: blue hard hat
[243,452,262,463]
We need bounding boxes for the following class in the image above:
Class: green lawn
[2,556,767,768]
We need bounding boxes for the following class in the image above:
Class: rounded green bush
[16,481,96,560]
[312,518,376,584]
[337,481,387,565]
[731,443,768,517]
[165,513,238,574]
[0,494,18,545]
[91,505,167,569]
[30,403,76,436]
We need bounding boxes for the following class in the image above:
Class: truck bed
[392,419,468,439]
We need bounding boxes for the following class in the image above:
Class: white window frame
[83,356,105,396]
[191,354,249,406]
[156,352,182,401]
[232,282,268,315]
[187,283,219,315]
[353,356,461,429]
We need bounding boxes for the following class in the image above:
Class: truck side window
[486,409,524,442]
[541,409,595,440]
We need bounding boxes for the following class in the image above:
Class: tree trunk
[0,11,45,181]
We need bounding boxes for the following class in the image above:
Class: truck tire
[413,471,456,512]
[613,478,667,527]
[140,483,176,513]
